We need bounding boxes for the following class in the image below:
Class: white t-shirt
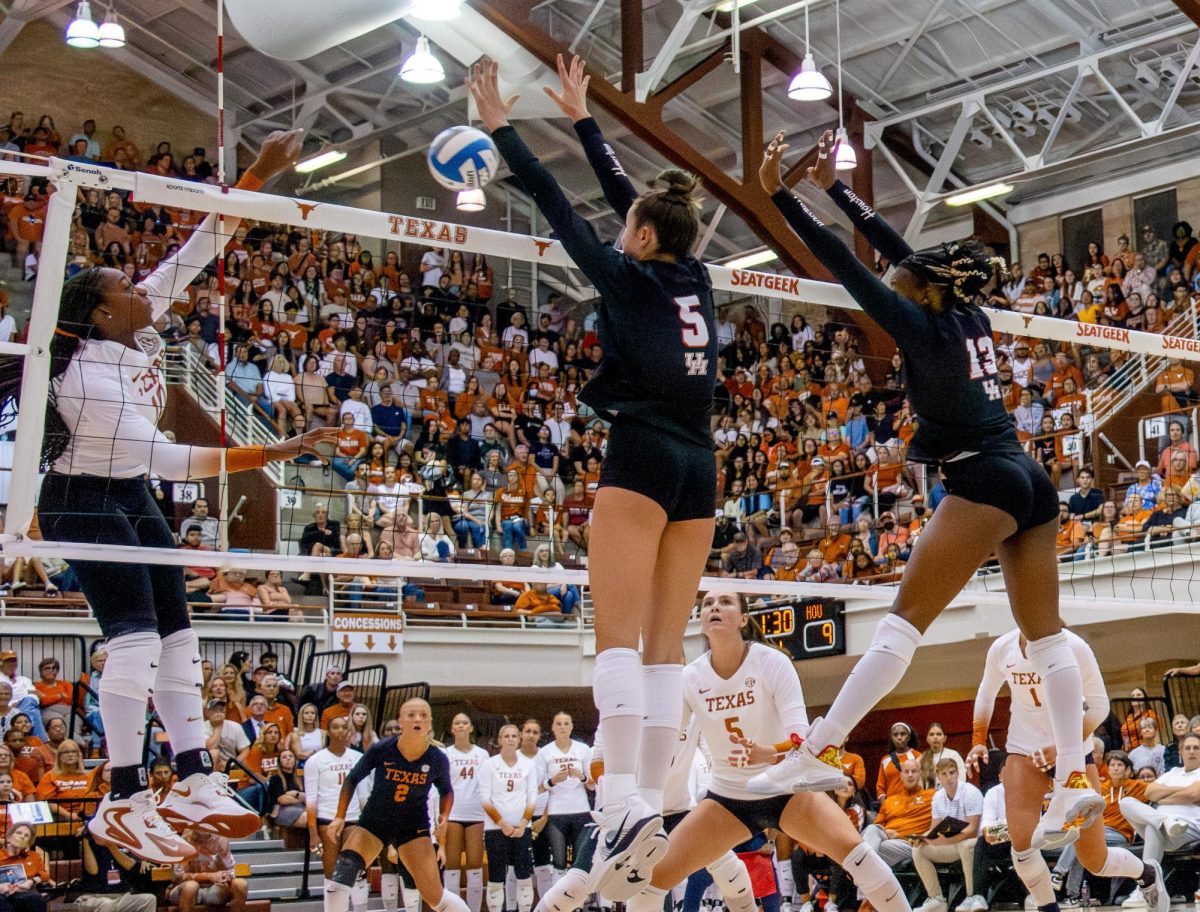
[263,370,297,403]
[931,781,984,824]
[0,314,16,343]
[339,398,373,433]
[537,740,592,815]
[974,629,1108,757]
[682,642,810,801]
[980,782,1005,830]
[444,744,490,822]
[478,752,537,830]
[420,250,444,289]
[304,746,367,822]
[203,719,249,762]
[1153,765,1200,822]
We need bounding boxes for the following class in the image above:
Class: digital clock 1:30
[749,598,846,660]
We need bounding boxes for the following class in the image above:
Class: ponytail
[631,169,703,259]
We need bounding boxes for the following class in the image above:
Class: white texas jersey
[478,753,538,830]
[444,744,489,822]
[537,740,592,814]
[303,746,368,821]
[520,749,549,816]
[974,629,1109,757]
[683,642,810,801]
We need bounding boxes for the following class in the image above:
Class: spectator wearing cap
[1009,340,1034,389]
[799,456,828,528]
[0,653,45,740]
[722,532,761,580]
[1125,460,1162,506]
[797,549,839,582]
[762,529,800,579]
[319,681,356,729]
[875,512,909,562]
[299,667,344,716]
[907,495,931,539]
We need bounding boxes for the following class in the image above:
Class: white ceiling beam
[874,0,948,92]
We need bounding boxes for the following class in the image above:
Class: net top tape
[17,157,1192,362]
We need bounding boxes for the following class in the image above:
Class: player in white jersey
[537,713,594,883]
[0,129,338,865]
[480,724,539,912]
[625,592,909,912]
[518,719,554,900]
[444,714,490,912]
[306,718,368,884]
[968,629,1168,912]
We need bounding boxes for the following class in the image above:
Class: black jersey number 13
[965,336,1002,402]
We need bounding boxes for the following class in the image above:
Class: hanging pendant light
[97,5,126,48]
[787,1,831,102]
[456,189,485,212]
[400,35,444,84]
[832,0,856,171]
[65,0,101,48]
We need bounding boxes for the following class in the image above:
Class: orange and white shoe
[88,790,196,865]
[746,726,847,795]
[1032,771,1104,849]
[158,771,261,839]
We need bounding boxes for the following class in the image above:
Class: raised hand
[807,129,839,190]
[759,131,788,195]
[466,59,520,134]
[267,426,339,465]
[543,53,591,123]
[249,129,304,182]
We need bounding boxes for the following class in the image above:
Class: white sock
[516,880,534,912]
[1012,847,1056,906]
[841,844,906,912]
[775,855,796,904]
[638,664,683,814]
[708,852,755,912]
[152,629,206,755]
[466,869,484,912]
[593,647,644,808]
[353,874,370,912]
[326,881,353,912]
[487,883,505,912]
[383,874,401,912]
[403,885,423,912]
[1025,633,1085,782]
[534,866,554,899]
[98,631,162,768]
[445,870,462,898]
[435,889,471,912]
[535,868,590,912]
[1096,847,1145,879]
[809,614,920,750]
[552,869,566,886]
[507,867,519,907]
[626,885,667,912]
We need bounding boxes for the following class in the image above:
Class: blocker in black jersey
[492,118,718,521]
[345,737,453,847]
[770,180,1058,531]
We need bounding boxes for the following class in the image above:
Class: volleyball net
[3,155,1200,615]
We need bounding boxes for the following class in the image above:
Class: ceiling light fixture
[968,128,992,149]
[410,0,462,21]
[65,0,100,48]
[832,0,856,171]
[400,35,444,84]
[715,0,764,12]
[945,182,1014,207]
[787,0,831,102]
[456,189,486,212]
[724,249,779,270]
[294,149,348,174]
[97,5,125,48]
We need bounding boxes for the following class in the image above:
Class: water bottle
[1079,878,1091,907]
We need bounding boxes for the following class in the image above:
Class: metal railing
[302,648,350,687]
[344,663,388,722]
[380,682,432,722]
[1087,297,1199,435]
[198,637,300,685]
[1164,671,1200,722]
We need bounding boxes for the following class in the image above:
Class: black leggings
[545,812,591,871]
[484,828,534,881]
[39,475,191,639]
[791,849,854,907]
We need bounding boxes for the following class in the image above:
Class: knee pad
[333,850,367,888]
[593,648,643,719]
[842,844,906,912]
[99,632,162,701]
[707,851,754,912]
[381,873,400,905]
[155,629,203,695]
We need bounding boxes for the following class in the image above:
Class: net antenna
[215,0,231,549]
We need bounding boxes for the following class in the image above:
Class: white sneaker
[1050,871,1065,892]
[914,898,948,912]
[825,903,839,912]
[1031,773,1104,850]
[961,895,987,911]
[1165,816,1191,839]
[1121,888,1147,909]
[590,794,668,902]
[158,771,261,839]
[745,732,847,795]
[1025,895,1038,911]
[1139,859,1168,912]
[88,791,196,865]
[781,903,793,912]
[799,902,814,912]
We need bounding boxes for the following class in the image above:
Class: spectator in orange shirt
[493,470,530,551]
[817,521,851,563]
[1056,502,1087,558]
[318,681,357,729]
[32,658,71,730]
[1155,358,1196,412]
[839,744,867,791]
[0,822,53,902]
[2,729,43,792]
[1156,419,1198,476]
[258,675,294,739]
[877,722,921,801]
[862,759,934,865]
[0,744,34,799]
[35,738,90,821]
[874,512,909,561]
[514,582,561,616]
[332,412,369,482]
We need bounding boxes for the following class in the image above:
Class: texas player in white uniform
[479,724,539,912]
[536,714,593,883]
[444,714,490,912]
[17,129,336,864]
[625,592,909,912]
[306,717,370,884]
[967,629,1168,912]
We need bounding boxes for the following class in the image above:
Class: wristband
[236,170,266,192]
[228,446,270,473]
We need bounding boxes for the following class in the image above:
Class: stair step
[234,850,308,866]
[232,838,286,852]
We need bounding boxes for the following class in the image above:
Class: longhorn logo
[532,239,554,258]
[295,202,321,222]
[1021,314,1034,329]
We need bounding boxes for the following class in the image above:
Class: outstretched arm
[544,54,638,218]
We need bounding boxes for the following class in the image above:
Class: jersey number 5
[675,296,709,347]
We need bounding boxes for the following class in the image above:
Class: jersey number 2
[675,296,709,347]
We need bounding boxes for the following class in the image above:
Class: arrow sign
[365,634,375,650]
[331,612,404,654]
[341,634,351,649]
[388,635,397,650]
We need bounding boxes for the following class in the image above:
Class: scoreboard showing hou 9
[750,597,846,660]
[428,126,499,191]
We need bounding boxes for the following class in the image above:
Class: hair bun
[653,169,701,201]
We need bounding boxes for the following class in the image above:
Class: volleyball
[427,126,499,191]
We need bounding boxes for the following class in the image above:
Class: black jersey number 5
[675,295,710,347]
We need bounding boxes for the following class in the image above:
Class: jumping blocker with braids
[631,169,703,259]
[0,267,108,469]
[898,239,1008,306]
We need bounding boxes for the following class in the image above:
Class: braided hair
[0,267,108,469]
[897,239,1007,306]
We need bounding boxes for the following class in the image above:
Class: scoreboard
[749,597,846,660]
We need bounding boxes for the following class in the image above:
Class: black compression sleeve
[825,180,915,263]
[573,118,638,219]
[770,189,929,346]
[491,124,618,283]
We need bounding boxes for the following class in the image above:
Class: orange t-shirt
[320,703,353,729]
[1100,779,1146,843]
[875,787,936,837]
[34,680,72,707]
[336,428,369,458]
[506,461,539,498]
[36,770,91,802]
[841,751,866,790]
[494,488,529,521]
[0,847,49,882]
[876,748,922,799]
[264,703,295,739]
[5,769,35,798]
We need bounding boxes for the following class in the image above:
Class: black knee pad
[333,850,366,887]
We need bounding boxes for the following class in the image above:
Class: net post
[8,180,77,538]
